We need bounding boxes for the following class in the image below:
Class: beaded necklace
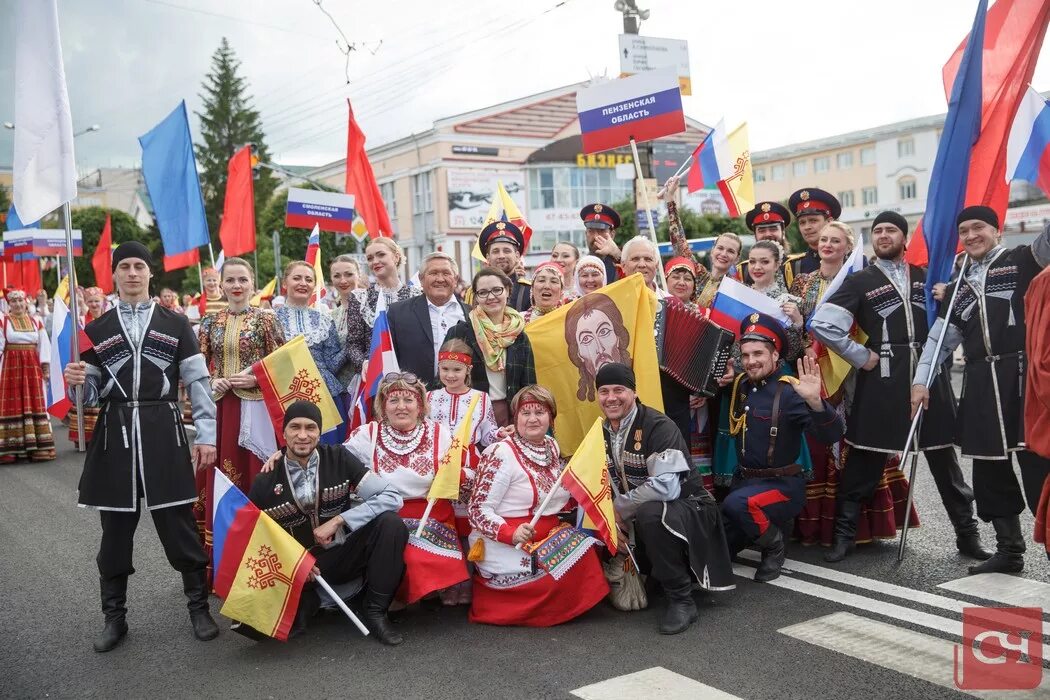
[380,421,426,455]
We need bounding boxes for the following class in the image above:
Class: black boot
[968,516,1025,575]
[658,581,699,635]
[824,501,861,564]
[753,526,786,582]
[288,588,321,640]
[93,577,129,653]
[955,524,994,560]
[362,589,403,646]
[182,570,219,641]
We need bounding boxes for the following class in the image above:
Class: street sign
[618,35,691,95]
[635,209,660,228]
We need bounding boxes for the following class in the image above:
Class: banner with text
[576,68,685,154]
[284,187,356,233]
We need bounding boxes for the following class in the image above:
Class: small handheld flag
[251,334,343,440]
[415,393,480,537]
[561,417,618,553]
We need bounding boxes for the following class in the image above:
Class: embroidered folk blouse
[197,306,286,400]
[275,304,347,399]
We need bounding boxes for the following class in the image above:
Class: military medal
[633,428,642,451]
[274,483,283,495]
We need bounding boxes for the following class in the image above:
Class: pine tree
[195,37,276,253]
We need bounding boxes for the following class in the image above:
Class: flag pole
[413,499,436,538]
[655,156,695,199]
[514,465,570,551]
[62,202,85,452]
[629,137,667,292]
[313,574,369,636]
[896,255,970,561]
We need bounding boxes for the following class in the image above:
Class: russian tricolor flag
[1006,86,1050,197]
[304,225,327,308]
[350,292,399,430]
[47,296,73,418]
[709,276,790,337]
[688,119,729,192]
[576,68,685,154]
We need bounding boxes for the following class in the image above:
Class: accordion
[655,301,735,397]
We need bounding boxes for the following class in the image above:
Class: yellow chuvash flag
[561,417,618,552]
[721,122,754,218]
[471,180,532,263]
[525,274,663,454]
[816,327,868,398]
[54,274,71,305]
[250,277,277,307]
[427,392,480,501]
[250,334,343,439]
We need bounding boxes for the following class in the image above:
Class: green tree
[195,37,276,258]
[610,196,751,266]
[65,207,150,291]
[0,185,10,226]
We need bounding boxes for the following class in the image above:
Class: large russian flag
[47,295,73,418]
[709,276,790,337]
[351,292,399,430]
[576,67,685,154]
[284,187,356,233]
[1006,86,1050,197]
[689,119,729,191]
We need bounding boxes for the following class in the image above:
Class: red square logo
[955,607,1044,690]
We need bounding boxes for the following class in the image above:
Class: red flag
[92,213,114,293]
[218,146,256,256]
[164,247,200,272]
[345,101,394,238]
[2,258,42,296]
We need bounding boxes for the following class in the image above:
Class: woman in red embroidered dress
[0,290,56,463]
[467,386,609,627]
[343,372,469,605]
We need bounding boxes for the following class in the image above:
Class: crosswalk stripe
[779,612,1050,699]
[570,667,744,700]
[732,564,962,636]
[737,550,967,613]
[938,573,1050,611]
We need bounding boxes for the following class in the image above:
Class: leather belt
[739,464,802,479]
[966,350,1023,364]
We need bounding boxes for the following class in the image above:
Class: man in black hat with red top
[478,220,531,311]
[580,203,622,284]
[720,313,845,582]
[738,201,806,287]
[788,188,841,275]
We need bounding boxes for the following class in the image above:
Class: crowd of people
[1,174,1044,653]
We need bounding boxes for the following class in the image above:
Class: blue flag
[138,101,210,256]
[922,0,986,327]
[5,204,41,231]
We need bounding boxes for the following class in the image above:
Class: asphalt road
[2,371,1048,699]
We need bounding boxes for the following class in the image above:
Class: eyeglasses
[474,287,505,299]
[383,372,422,385]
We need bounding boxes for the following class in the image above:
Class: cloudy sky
[1,0,1048,171]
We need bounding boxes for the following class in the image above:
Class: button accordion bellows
[655,302,735,397]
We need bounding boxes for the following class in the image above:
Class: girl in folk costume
[790,221,916,547]
[522,261,568,323]
[467,386,609,627]
[275,260,349,445]
[193,258,286,570]
[573,255,608,297]
[0,290,56,463]
[69,287,109,445]
[346,238,420,380]
[343,373,469,605]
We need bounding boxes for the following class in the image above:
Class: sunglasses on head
[383,372,421,385]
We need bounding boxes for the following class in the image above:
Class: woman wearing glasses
[343,372,469,606]
[443,268,536,427]
[467,385,609,626]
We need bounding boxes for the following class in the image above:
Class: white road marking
[780,612,1049,699]
[570,667,744,700]
[737,550,969,614]
[939,573,1050,611]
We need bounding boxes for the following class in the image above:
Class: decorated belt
[965,350,1023,364]
[5,343,37,350]
[738,464,802,479]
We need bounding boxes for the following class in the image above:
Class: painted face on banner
[564,293,632,402]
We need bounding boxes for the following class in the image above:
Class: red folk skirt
[0,344,55,462]
[398,498,469,604]
[469,515,609,628]
[192,394,263,581]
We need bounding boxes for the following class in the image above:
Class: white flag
[13,0,77,223]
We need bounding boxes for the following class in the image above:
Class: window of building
[898,176,917,200]
[897,138,915,157]
[379,181,397,223]
[792,160,807,177]
[862,186,878,205]
[412,172,434,237]
[770,164,787,181]
[837,152,853,169]
[814,156,830,173]
[838,190,855,208]
[754,168,766,183]
[860,147,876,165]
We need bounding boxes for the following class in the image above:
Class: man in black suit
[388,252,470,386]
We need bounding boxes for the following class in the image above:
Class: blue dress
[275,305,349,443]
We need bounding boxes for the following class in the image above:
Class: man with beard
[912,208,1050,575]
[580,203,623,284]
[597,363,734,635]
[721,314,844,582]
[478,221,531,311]
[788,188,841,275]
[811,211,988,563]
[564,293,632,401]
[736,201,805,287]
